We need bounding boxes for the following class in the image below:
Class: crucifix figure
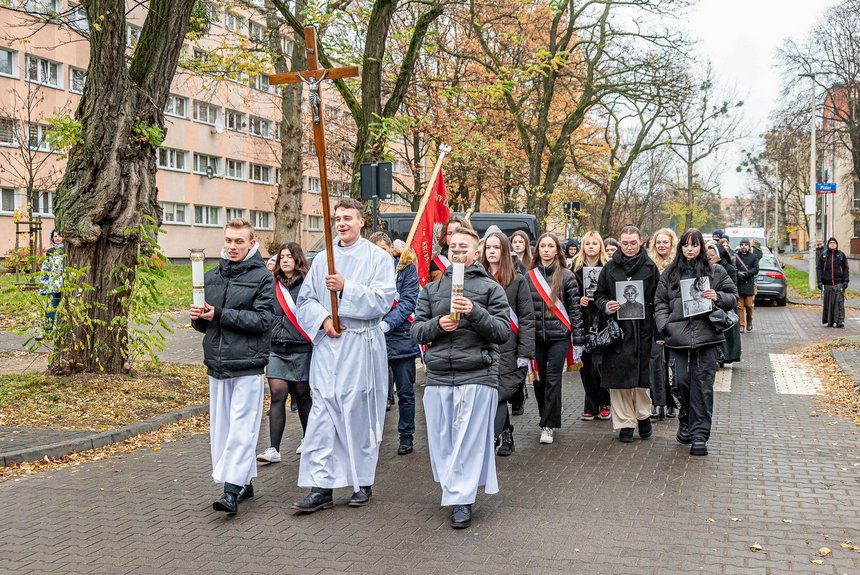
[270,27,359,332]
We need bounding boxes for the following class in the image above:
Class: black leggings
[494,399,511,437]
[267,378,312,451]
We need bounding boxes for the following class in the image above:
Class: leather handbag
[708,307,739,332]
[585,317,624,353]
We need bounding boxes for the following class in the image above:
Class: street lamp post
[800,73,817,292]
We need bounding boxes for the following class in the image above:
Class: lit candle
[449,251,466,321]
[190,248,205,308]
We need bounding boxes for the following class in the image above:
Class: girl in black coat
[707,241,742,364]
[482,232,535,456]
[571,230,611,421]
[593,225,659,443]
[655,230,738,457]
[527,233,586,445]
[257,243,313,463]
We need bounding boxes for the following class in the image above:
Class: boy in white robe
[411,228,510,529]
[292,198,396,512]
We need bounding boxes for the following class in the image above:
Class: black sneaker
[676,424,692,445]
[497,427,514,456]
[397,436,413,455]
[638,418,653,439]
[690,440,708,456]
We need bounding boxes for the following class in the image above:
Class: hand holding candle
[190,248,206,308]
[449,250,467,321]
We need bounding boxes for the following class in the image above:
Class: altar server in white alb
[292,198,396,513]
[411,227,511,529]
[190,218,274,514]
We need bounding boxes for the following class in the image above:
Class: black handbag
[585,317,624,353]
[708,307,738,332]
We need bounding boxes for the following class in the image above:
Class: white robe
[296,237,396,491]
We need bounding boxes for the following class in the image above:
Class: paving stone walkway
[1,305,859,574]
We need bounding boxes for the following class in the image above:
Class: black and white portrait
[616,280,645,320]
[583,266,600,298]
[681,277,712,318]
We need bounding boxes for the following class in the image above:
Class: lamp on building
[190,248,206,307]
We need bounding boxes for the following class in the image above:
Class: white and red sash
[528,268,578,369]
[432,254,450,271]
[392,292,415,323]
[275,281,312,343]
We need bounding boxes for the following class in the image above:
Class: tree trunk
[51,0,197,374]
[685,145,694,230]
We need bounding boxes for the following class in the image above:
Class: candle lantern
[189,248,206,308]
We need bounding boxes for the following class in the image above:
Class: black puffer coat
[411,264,511,388]
[192,249,274,379]
[735,249,759,296]
[593,248,659,390]
[654,262,738,350]
[270,275,312,355]
[497,274,535,401]
[527,262,586,345]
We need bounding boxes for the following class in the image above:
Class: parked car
[755,254,787,306]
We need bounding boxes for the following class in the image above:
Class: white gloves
[516,357,529,369]
[572,345,583,364]
[380,321,391,333]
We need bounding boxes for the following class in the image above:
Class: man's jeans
[389,357,416,438]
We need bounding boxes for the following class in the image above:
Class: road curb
[1,403,209,467]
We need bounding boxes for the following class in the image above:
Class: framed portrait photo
[615,280,645,320]
[681,277,713,318]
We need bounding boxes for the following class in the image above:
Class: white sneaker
[256,447,281,463]
[539,427,554,444]
[295,439,303,454]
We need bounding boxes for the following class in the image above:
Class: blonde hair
[225,217,255,240]
[648,228,677,272]
[571,230,607,271]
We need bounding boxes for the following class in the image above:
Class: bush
[2,247,32,274]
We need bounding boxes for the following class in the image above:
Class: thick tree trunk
[51,0,197,374]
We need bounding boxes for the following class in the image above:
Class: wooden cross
[270,26,359,333]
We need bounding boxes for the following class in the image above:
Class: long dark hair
[481,232,517,288]
[510,230,533,269]
[531,232,568,300]
[274,242,309,288]
[666,229,712,291]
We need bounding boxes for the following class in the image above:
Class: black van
[379,212,539,243]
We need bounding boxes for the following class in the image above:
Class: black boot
[348,485,372,507]
[398,435,414,455]
[676,424,692,445]
[638,417,653,439]
[497,426,514,456]
[618,428,635,443]
[213,491,238,514]
[237,481,254,502]
[451,504,472,529]
[665,406,678,418]
[291,487,334,513]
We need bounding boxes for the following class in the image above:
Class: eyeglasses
[620,241,639,247]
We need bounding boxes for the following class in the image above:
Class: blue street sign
[816,182,837,193]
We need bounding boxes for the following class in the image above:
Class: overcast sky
[685,0,832,198]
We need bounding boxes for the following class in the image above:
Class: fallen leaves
[817,547,832,557]
[798,341,860,424]
[750,543,763,552]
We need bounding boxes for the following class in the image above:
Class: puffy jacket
[192,248,274,379]
[411,263,510,387]
[734,249,759,296]
[497,274,536,400]
[270,275,312,355]
[526,262,586,345]
[654,263,738,350]
[817,248,849,287]
[382,257,421,360]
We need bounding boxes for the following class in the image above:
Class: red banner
[411,171,450,287]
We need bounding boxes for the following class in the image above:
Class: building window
[192,47,210,64]
[164,94,188,118]
[306,214,322,231]
[248,116,272,138]
[0,117,18,146]
[31,190,53,216]
[250,210,272,230]
[194,204,220,226]
[25,56,61,88]
[126,24,141,49]
[226,208,245,221]
[0,48,17,78]
[157,147,187,171]
[1,188,18,213]
[68,3,89,33]
[249,74,270,93]
[201,1,219,24]
[69,67,85,94]
[225,109,244,132]
[193,153,219,176]
[226,159,244,180]
[26,124,53,152]
[23,0,58,14]
[193,101,219,125]
[224,12,243,34]
[307,176,321,193]
[161,202,188,224]
[248,21,266,41]
[249,164,271,184]
[281,38,294,55]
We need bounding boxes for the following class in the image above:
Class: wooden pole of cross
[270,26,359,333]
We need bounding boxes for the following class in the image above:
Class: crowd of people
[187,208,787,530]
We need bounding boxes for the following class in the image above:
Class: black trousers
[510,378,526,411]
[533,339,569,428]
[494,400,511,437]
[668,345,719,442]
[580,352,609,414]
[649,337,677,408]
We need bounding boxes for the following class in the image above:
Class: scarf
[613,246,648,278]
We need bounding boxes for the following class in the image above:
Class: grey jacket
[411,264,511,387]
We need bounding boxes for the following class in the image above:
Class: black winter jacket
[270,275,312,355]
[192,250,274,379]
[497,274,536,401]
[411,264,511,387]
[526,262,586,345]
[654,263,738,350]
[735,249,759,296]
[817,248,850,287]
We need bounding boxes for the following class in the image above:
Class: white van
[723,227,767,251]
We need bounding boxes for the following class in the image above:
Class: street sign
[815,182,836,194]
